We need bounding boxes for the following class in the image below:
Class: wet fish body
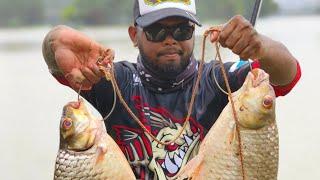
[54,100,135,180]
[177,69,278,180]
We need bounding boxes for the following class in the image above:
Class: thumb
[210,31,219,43]
[208,25,223,43]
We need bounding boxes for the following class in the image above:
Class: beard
[139,47,193,77]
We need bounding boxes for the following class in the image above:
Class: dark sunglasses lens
[144,26,167,42]
[144,24,194,42]
[173,26,194,41]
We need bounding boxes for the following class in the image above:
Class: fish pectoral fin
[95,142,108,165]
[228,123,238,145]
[175,155,203,180]
[227,124,243,157]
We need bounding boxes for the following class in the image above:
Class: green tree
[0,0,44,27]
[197,0,278,23]
[62,0,278,26]
[62,0,133,25]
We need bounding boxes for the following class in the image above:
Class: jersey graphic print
[113,96,204,179]
[144,0,191,6]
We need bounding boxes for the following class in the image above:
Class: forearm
[259,35,298,86]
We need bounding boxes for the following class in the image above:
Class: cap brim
[135,8,202,28]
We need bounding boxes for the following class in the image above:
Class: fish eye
[62,118,73,130]
[262,95,274,109]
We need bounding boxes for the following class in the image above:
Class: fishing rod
[240,0,263,64]
[250,0,263,27]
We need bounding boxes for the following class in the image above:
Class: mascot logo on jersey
[114,96,204,179]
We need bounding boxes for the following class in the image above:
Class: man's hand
[210,15,264,60]
[42,25,114,90]
[209,15,299,86]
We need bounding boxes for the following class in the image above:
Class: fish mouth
[250,69,270,88]
[62,101,82,116]
[156,133,200,178]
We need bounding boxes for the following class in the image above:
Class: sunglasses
[141,23,195,42]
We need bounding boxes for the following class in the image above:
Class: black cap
[134,0,201,27]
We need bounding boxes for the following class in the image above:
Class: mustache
[157,47,183,57]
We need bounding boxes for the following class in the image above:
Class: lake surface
[0,15,319,180]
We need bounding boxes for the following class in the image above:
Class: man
[42,0,301,179]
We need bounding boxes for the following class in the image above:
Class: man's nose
[163,33,177,45]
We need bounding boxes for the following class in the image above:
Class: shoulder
[113,60,137,78]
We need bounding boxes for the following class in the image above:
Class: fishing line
[77,84,83,102]
[212,43,229,95]
[206,27,246,180]
[103,82,117,121]
[96,56,117,121]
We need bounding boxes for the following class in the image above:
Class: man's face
[136,17,195,76]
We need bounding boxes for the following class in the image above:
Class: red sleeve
[252,60,301,97]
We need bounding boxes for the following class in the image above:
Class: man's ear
[128,25,138,47]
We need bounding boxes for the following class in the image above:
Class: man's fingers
[232,36,249,55]
[81,67,100,84]
[232,27,256,55]
[64,68,95,90]
[219,15,246,47]
[89,63,104,77]
[65,68,86,84]
[224,30,241,50]
[224,22,251,49]
[219,22,236,47]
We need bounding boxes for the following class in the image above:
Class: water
[0,15,319,180]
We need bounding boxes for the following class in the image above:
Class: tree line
[0,0,278,27]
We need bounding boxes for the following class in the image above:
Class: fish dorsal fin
[176,154,204,180]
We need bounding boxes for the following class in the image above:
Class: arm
[42,25,114,90]
[257,35,298,86]
[210,15,300,86]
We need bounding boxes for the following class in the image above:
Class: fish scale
[55,150,96,179]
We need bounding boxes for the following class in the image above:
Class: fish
[54,99,136,180]
[177,68,278,180]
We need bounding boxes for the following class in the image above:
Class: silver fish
[54,99,136,180]
[177,68,278,180]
